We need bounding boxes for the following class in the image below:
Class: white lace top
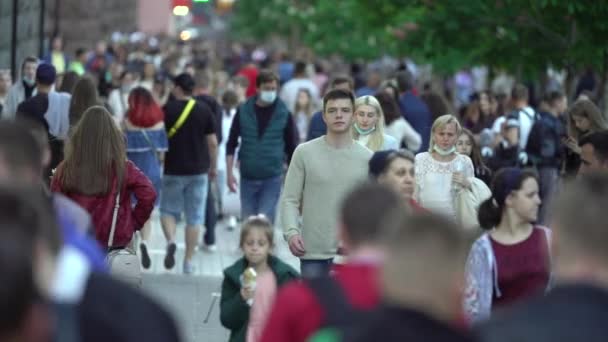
[414,152,474,220]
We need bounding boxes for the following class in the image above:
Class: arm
[463,238,493,324]
[283,113,298,164]
[127,162,157,228]
[219,275,250,331]
[207,133,218,177]
[401,119,422,152]
[280,148,306,243]
[226,110,241,191]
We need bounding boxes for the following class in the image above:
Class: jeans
[537,167,559,225]
[240,175,282,223]
[160,174,208,226]
[300,259,333,278]
[204,182,217,245]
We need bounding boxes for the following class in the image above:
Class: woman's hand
[562,136,581,154]
[452,172,471,189]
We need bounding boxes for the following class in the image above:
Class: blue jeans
[240,175,282,223]
[300,259,333,278]
[160,174,208,226]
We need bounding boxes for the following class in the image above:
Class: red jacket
[51,161,156,248]
[260,263,380,342]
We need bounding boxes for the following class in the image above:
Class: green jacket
[219,255,300,342]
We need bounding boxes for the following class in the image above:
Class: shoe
[205,244,217,253]
[183,260,195,274]
[164,242,176,269]
[226,216,237,231]
[140,243,151,269]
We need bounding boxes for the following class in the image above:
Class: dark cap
[36,63,56,85]
[173,73,195,94]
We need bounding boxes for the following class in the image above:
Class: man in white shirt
[279,61,320,113]
[492,83,536,150]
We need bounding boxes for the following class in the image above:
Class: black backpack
[306,276,377,342]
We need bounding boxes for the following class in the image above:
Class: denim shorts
[160,174,208,226]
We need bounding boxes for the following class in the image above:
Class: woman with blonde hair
[51,106,156,252]
[352,95,399,151]
[414,114,474,220]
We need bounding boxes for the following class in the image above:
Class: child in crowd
[220,215,299,342]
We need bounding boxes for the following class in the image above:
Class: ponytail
[478,197,502,230]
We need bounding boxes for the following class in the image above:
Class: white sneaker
[183,260,196,275]
[205,244,217,253]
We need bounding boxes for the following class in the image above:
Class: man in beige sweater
[279,88,372,277]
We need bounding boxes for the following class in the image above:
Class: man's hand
[288,234,306,257]
[227,172,238,193]
[208,168,217,181]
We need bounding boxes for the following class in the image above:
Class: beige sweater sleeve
[279,146,306,241]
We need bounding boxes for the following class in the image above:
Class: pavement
[138,210,300,342]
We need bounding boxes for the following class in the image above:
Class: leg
[204,184,217,246]
[139,220,152,269]
[300,259,334,278]
[159,176,184,270]
[239,178,260,220]
[257,175,283,224]
[183,174,209,273]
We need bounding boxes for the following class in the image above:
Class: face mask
[259,90,277,103]
[433,144,456,156]
[354,122,375,135]
[23,77,35,86]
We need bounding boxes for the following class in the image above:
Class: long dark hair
[459,129,491,176]
[478,168,538,230]
[59,106,126,196]
[69,76,101,127]
[375,91,401,126]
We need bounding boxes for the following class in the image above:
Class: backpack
[306,276,377,342]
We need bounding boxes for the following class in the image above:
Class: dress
[414,152,474,220]
[125,126,168,205]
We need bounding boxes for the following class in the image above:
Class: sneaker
[204,244,217,253]
[226,216,237,231]
[164,242,177,269]
[140,242,151,269]
[183,260,195,275]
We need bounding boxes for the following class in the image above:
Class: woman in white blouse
[352,95,399,152]
[375,91,422,152]
[415,114,474,220]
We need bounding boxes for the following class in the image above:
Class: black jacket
[477,284,608,342]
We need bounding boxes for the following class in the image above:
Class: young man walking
[279,88,372,277]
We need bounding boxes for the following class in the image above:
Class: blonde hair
[428,114,462,152]
[353,95,386,151]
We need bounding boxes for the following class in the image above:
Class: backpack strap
[168,99,196,138]
[307,276,355,327]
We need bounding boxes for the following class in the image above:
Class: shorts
[160,174,208,226]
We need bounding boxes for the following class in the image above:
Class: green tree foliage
[230,0,608,76]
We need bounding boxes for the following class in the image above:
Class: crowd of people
[2,33,608,342]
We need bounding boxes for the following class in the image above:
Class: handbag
[106,190,142,287]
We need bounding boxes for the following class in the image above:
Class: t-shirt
[490,227,550,309]
[163,99,216,175]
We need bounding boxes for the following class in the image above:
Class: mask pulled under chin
[354,123,375,135]
[433,144,456,156]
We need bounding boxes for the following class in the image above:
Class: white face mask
[259,90,277,103]
[433,144,456,156]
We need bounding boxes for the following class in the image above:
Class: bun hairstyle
[478,168,538,230]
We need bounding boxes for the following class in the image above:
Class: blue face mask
[259,90,277,103]
[433,144,456,156]
[354,122,375,135]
